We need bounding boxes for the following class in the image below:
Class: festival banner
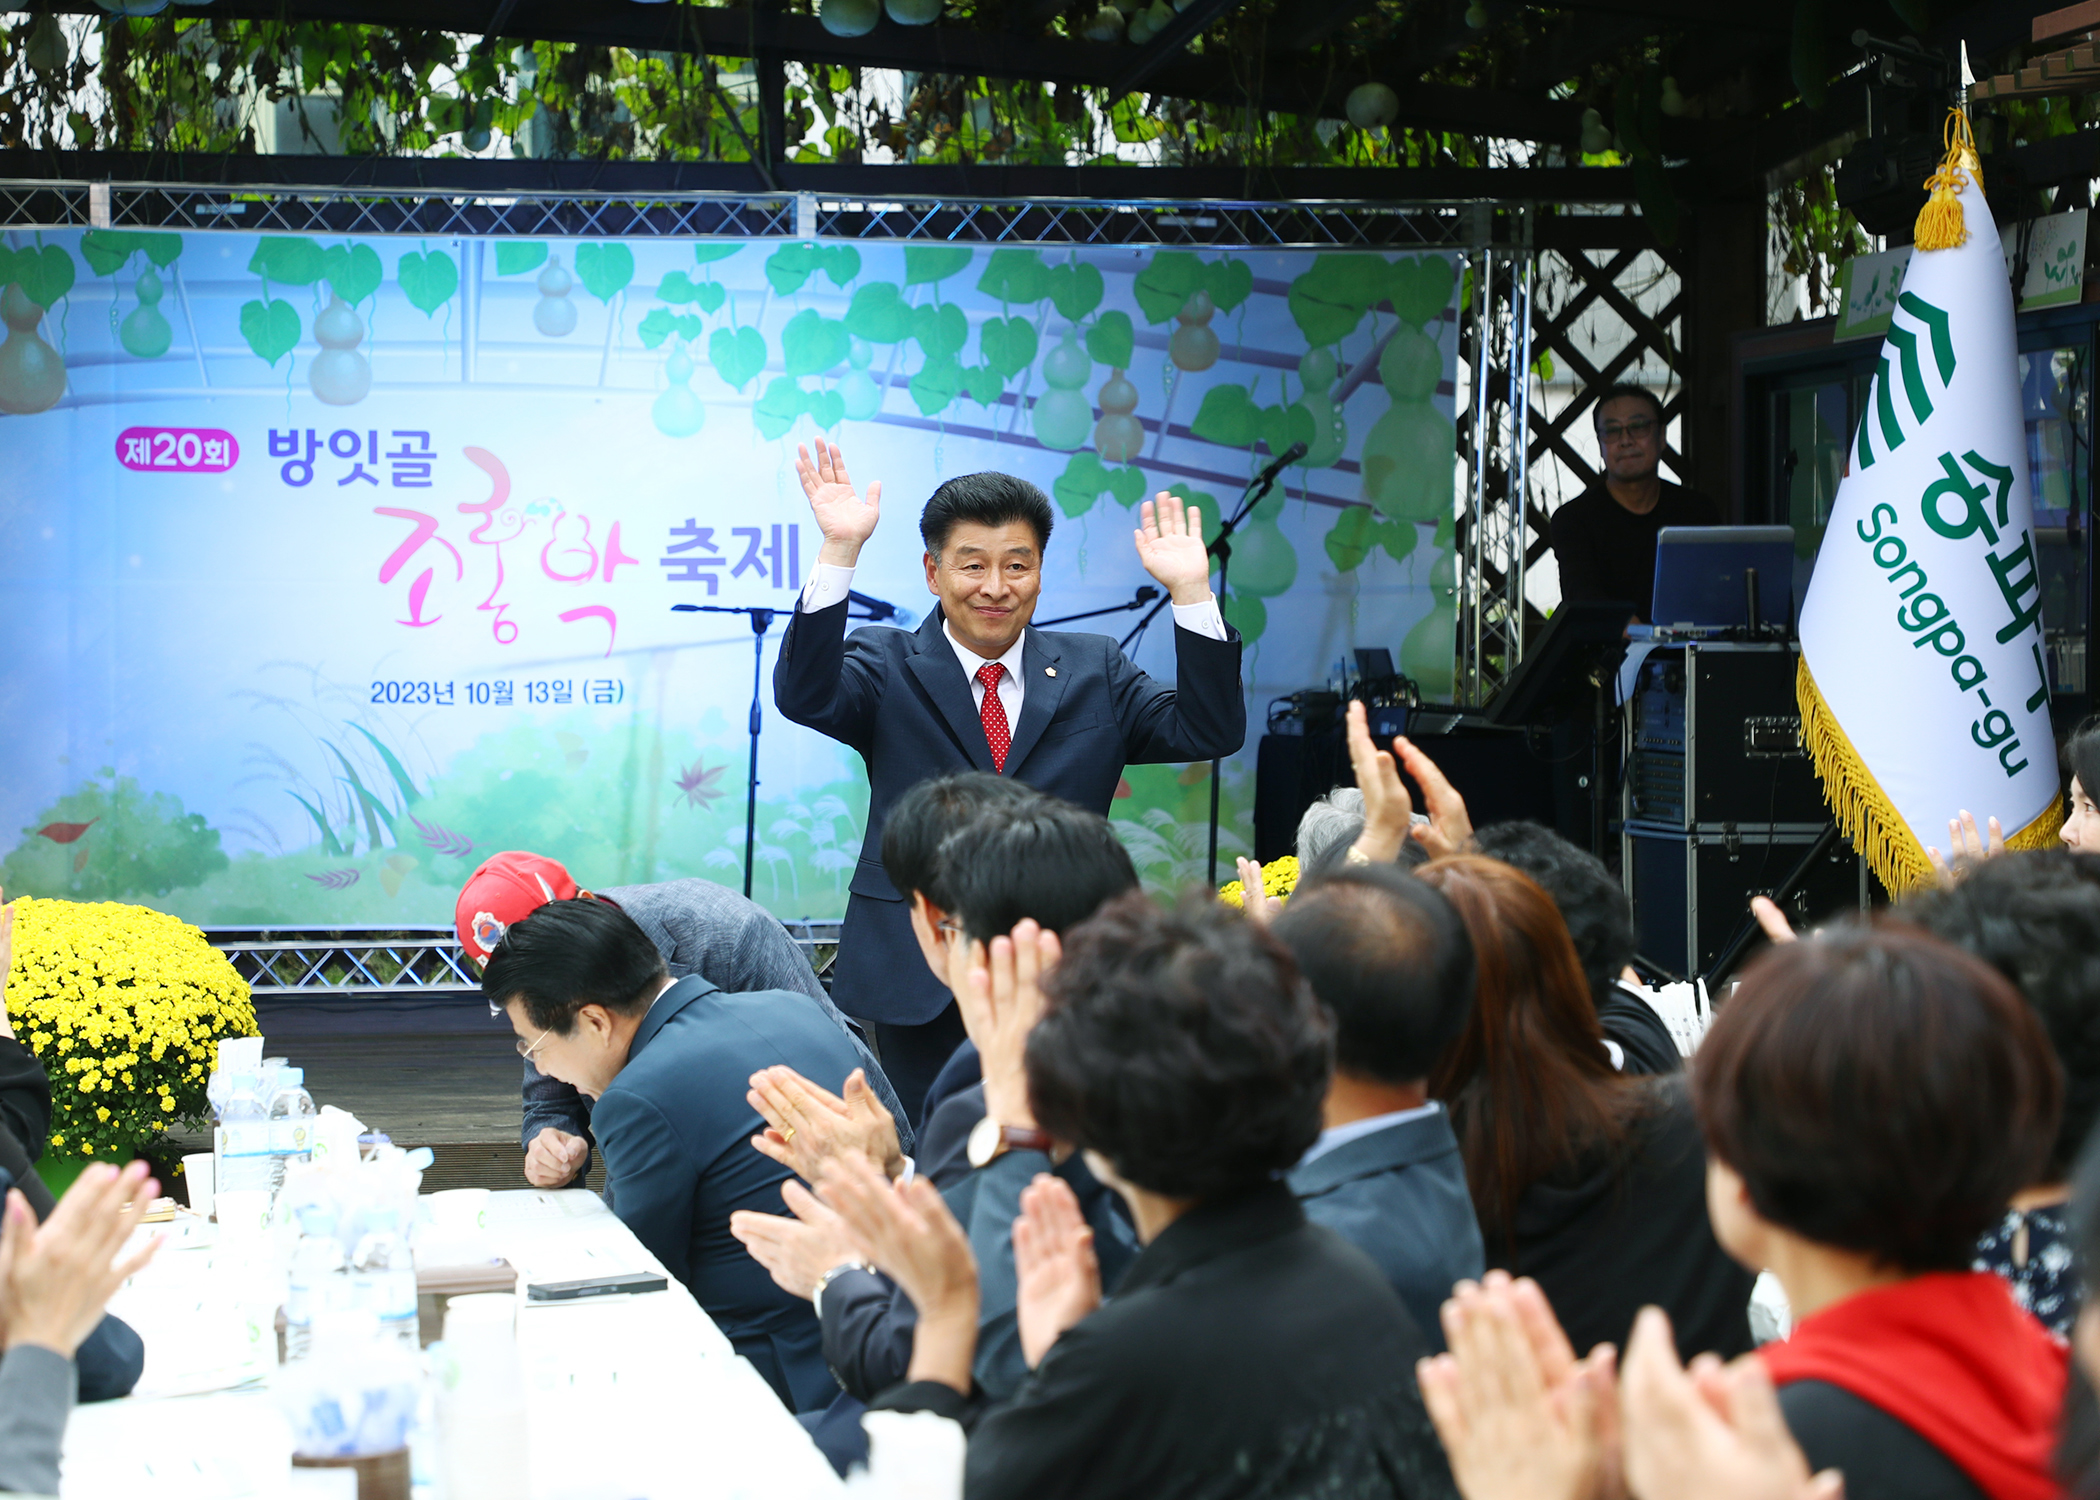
[0,230,1461,924]
[1798,114,2065,890]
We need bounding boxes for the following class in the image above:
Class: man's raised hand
[1133,492,1215,606]
[795,439,881,568]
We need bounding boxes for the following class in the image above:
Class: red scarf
[1759,1272,2067,1500]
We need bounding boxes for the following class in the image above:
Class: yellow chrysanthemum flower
[1217,855,1301,910]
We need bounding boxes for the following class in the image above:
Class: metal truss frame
[205,924,839,1000]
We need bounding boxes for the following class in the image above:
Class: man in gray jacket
[454,852,905,1189]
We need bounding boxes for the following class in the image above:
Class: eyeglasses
[516,1028,553,1062]
[1601,418,1658,442]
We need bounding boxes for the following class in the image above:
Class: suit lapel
[905,610,998,773]
[1002,629,1067,774]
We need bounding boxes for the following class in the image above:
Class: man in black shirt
[1549,384,1721,623]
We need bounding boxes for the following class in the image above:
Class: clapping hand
[1234,857,1285,924]
[749,1065,906,1182]
[1133,492,1214,606]
[1344,701,1418,863]
[820,1154,980,1393]
[1418,1272,1620,1500]
[795,439,881,568]
[1012,1173,1100,1369]
[0,1162,161,1359]
[1394,735,1473,858]
[950,917,1062,1134]
[1925,809,2004,887]
[1620,1307,1842,1500]
[729,1178,860,1301]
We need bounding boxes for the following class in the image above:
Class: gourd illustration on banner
[1797,111,2065,891]
[0,238,76,415]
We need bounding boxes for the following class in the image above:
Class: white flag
[1799,115,2062,891]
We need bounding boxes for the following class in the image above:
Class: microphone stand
[671,603,777,899]
[1117,453,1297,888]
[1036,585,1160,629]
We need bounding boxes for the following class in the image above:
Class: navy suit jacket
[1286,1109,1485,1353]
[592,973,867,1413]
[774,597,1246,1024]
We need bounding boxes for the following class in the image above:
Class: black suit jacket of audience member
[773,596,1245,1027]
[1487,1075,1754,1363]
[1287,1108,1485,1354]
[1780,1382,1987,1500]
[870,1181,1460,1500]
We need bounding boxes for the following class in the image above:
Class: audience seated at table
[480,897,870,1414]
[825,893,1458,1500]
[1268,862,1484,1346]
[1696,921,2066,1500]
[0,1161,160,1496]
[1903,848,2100,1336]
[1414,853,1754,1362]
[731,791,1142,1474]
[1466,820,1681,1076]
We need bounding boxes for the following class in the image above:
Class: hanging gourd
[1360,323,1455,524]
[0,283,66,415]
[1230,519,1298,598]
[1346,82,1399,130]
[820,0,879,35]
[1081,5,1124,38]
[1031,326,1092,452]
[118,267,173,360]
[1292,348,1348,468]
[840,336,882,421]
[1401,549,1460,700]
[1169,289,1219,372]
[1093,368,1143,462]
[886,0,942,21]
[653,344,705,438]
[534,254,578,337]
[307,294,371,406]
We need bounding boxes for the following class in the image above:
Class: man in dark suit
[1270,861,1486,1347]
[482,897,867,1413]
[773,440,1245,1120]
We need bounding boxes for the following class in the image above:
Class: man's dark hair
[481,897,668,1034]
[2066,717,2100,804]
[1272,864,1475,1084]
[1468,821,1634,1004]
[880,772,1041,907]
[919,471,1054,558]
[1902,849,2100,1182]
[1589,384,1664,428]
[1028,892,1332,1201]
[1692,921,2061,1272]
[942,800,1139,945]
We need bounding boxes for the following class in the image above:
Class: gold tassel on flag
[1914,109,1983,252]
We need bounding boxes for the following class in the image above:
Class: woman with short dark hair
[824,894,1457,1500]
[1416,854,1752,1361]
[1696,923,2066,1500]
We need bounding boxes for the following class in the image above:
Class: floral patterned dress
[1974,1204,2079,1337]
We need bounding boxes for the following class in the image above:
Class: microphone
[1251,441,1309,491]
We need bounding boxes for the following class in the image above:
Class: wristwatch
[811,1259,873,1319]
[966,1115,1054,1169]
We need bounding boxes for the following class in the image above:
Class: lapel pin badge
[1045,666,1057,677]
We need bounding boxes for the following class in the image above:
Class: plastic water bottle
[283,1212,346,1363]
[215,1072,276,1195]
[268,1067,317,1192]
[351,1218,420,1351]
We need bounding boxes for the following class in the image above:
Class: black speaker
[1627,822,1872,978]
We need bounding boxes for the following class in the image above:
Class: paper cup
[182,1152,214,1218]
[215,1188,273,1239]
[427,1188,491,1234]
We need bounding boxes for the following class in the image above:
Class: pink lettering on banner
[115,427,240,474]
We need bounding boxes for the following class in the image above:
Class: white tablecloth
[59,1188,846,1500]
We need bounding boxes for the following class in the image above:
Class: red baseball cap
[455,851,583,967]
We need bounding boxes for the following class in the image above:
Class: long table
[58,1188,848,1500]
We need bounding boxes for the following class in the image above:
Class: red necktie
[977,661,1011,773]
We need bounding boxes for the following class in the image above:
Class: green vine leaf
[396,249,459,315]
[638,308,703,349]
[1287,254,1391,347]
[1325,507,1376,572]
[573,242,633,303]
[1202,259,1253,313]
[1190,384,1260,448]
[1054,451,1109,517]
[1085,311,1133,369]
[806,388,846,430]
[781,308,851,376]
[321,244,383,305]
[693,243,743,265]
[911,301,969,361]
[494,241,547,276]
[977,248,1049,305]
[978,315,1038,379]
[765,243,821,295]
[709,324,768,391]
[909,355,962,414]
[845,282,912,343]
[1388,256,1456,328]
[960,364,1005,405]
[695,281,727,314]
[1046,262,1105,322]
[1133,251,1204,324]
[248,237,324,287]
[904,245,973,287]
[819,244,861,287]
[1106,465,1148,507]
[0,244,75,310]
[753,376,807,440]
[657,270,703,304]
[239,297,301,367]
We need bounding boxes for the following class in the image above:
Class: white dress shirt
[1295,1101,1443,1169]
[798,561,1229,727]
